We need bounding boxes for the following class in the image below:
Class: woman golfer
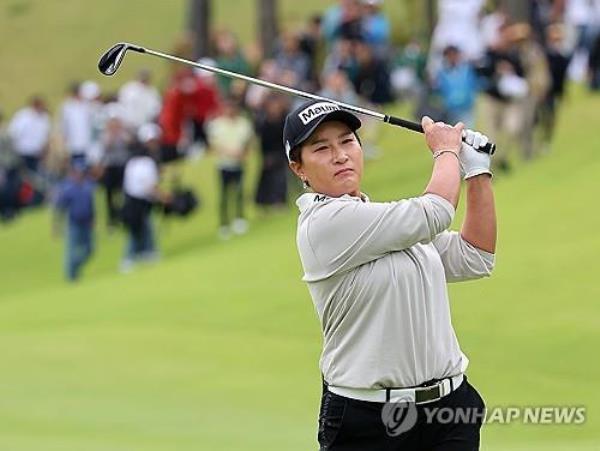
[284,99,496,450]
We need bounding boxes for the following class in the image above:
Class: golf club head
[98,42,145,76]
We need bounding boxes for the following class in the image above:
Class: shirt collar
[296,191,370,212]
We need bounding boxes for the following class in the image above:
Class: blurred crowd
[1,0,598,281]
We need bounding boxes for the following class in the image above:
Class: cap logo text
[298,102,340,125]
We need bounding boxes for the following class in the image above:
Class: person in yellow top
[206,96,254,238]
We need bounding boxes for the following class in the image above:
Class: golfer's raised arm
[430,129,497,282]
[421,116,463,209]
[461,175,497,254]
[458,130,497,254]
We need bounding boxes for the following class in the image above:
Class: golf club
[98,42,496,155]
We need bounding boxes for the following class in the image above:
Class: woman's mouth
[334,168,354,177]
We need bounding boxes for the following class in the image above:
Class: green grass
[0,89,598,450]
[1,1,600,450]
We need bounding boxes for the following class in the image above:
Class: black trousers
[102,165,124,226]
[219,167,244,226]
[318,376,485,451]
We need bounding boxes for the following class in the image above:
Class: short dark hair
[289,145,302,163]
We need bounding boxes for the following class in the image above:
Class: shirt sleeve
[55,184,70,211]
[7,111,23,140]
[303,194,455,277]
[431,231,495,282]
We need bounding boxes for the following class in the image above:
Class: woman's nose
[332,145,349,163]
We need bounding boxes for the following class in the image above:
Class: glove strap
[464,170,493,180]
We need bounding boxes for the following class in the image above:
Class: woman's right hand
[421,116,464,155]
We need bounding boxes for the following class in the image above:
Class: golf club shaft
[120,45,495,154]
[142,47,387,119]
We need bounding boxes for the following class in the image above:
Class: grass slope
[0,88,598,450]
[0,1,599,449]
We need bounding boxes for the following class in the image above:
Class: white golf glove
[460,130,493,180]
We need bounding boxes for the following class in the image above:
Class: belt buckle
[415,383,442,404]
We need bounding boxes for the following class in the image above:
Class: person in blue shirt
[54,161,95,282]
[434,45,479,127]
[361,0,390,57]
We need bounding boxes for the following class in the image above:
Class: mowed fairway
[1,1,599,450]
[0,88,598,450]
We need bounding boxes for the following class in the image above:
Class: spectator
[80,81,106,172]
[275,31,312,87]
[121,123,169,272]
[564,0,600,81]
[214,30,252,96]
[54,161,95,282]
[434,45,479,127]
[530,0,562,42]
[254,94,289,209]
[118,69,162,130]
[429,0,486,76]
[541,23,571,150]
[510,23,551,160]
[158,65,220,162]
[158,68,197,163]
[566,0,600,53]
[299,14,325,83]
[7,96,51,174]
[360,0,390,57]
[353,40,393,105]
[60,82,94,166]
[319,69,360,105]
[481,6,508,50]
[322,38,358,82]
[477,23,530,172]
[0,110,22,221]
[97,107,131,229]
[80,80,103,140]
[322,0,363,44]
[390,40,428,101]
[589,24,600,89]
[206,96,254,239]
[191,58,221,154]
[245,60,281,111]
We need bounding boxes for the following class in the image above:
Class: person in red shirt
[158,67,220,163]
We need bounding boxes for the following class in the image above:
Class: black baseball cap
[283,100,362,162]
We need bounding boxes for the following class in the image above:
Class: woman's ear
[289,161,303,180]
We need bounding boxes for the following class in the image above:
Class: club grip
[384,115,496,155]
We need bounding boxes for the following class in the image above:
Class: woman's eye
[315,146,328,152]
[342,138,354,144]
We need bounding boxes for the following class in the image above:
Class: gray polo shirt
[295,192,495,390]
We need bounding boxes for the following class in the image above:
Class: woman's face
[290,121,363,198]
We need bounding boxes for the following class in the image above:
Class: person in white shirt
[429,0,486,76]
[565,0,600,51]
[60,82,93,166]
[7,96,51,173]
[118,69,162,130]
[284,100,496,450]
[120,123,169,272]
